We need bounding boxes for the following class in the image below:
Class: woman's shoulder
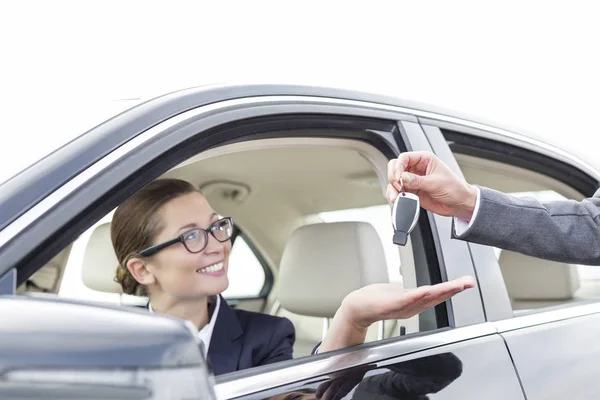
[229,309,296,367]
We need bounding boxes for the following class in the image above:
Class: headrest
[498,250,580,300]
[81,223,123,294]
[276,221,389,318]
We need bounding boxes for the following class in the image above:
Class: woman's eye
[184,231,200,241]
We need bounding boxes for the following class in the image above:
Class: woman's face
[144,192,231,300]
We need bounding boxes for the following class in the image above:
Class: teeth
[197,262,224,274]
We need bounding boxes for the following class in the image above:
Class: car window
[222,235,266,299]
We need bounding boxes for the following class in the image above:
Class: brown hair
[111,178,199,295]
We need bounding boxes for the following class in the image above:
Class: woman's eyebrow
[175,223,198,235]
[174,214,219,235]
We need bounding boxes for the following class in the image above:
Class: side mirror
[0,295,218,400]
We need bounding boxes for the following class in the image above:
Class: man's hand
[386,151,478,221]
[319,276,475,352]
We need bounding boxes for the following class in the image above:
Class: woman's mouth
[196,262,224,274]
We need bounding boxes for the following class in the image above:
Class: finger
[422,276,475,297]
[401,170,438,193]
[391,289,460,319]
[386,183,399,203]
[416,289,465,315]
[453,275,476,289]
[403,276,473,300]
[316,380,333,399]
[393,151,435,181]
[387,159,397,183]
[414,279,475,309]
[384,278,475,319]
[335,379,361,400]
[387,159,405,194]
[321,378,345,400]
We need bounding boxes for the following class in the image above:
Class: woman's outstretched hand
[319,276,475,353]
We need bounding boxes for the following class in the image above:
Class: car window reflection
[268,352,463,400]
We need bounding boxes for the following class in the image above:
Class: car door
[0,84,525,399]
[420,116,600,399]
[215,325,523,400]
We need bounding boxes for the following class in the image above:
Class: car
[1,83,600,399]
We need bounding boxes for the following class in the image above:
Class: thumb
[401,171,437,192]
[401,171,421,190]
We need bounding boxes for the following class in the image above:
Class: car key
[391,185,420,246]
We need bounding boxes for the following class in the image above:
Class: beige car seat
[272,221,404,357]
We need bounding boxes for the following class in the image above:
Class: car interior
[17,131,600,362]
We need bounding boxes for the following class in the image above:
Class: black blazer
[144,296,297,375]
[208,296,296,375]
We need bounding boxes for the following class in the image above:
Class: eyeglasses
[138,217,234,257]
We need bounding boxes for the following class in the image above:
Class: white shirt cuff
[453,186,481,236]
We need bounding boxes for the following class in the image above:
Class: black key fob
[391,192,420,246]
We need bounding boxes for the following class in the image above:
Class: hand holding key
[386,151,478,221]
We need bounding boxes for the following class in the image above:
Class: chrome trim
[495,300,600,333]
[1,94,597,249]
[214,322,496,400]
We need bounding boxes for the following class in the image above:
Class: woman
[111,178,474,376]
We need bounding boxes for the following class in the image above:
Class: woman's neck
[149,294,210,331]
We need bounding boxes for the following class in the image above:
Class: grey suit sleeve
[452,185,600,265]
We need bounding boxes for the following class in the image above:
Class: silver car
[1,84,599,399]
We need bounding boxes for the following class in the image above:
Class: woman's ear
[126,257,156,286]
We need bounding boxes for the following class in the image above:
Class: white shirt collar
[148,295,221,358]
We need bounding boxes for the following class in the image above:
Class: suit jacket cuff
[452,186,482,238]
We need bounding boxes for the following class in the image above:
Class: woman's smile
[196,261,226,276]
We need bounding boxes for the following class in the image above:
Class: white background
[1,0,599,184]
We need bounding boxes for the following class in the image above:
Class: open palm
[342,276,476,329]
